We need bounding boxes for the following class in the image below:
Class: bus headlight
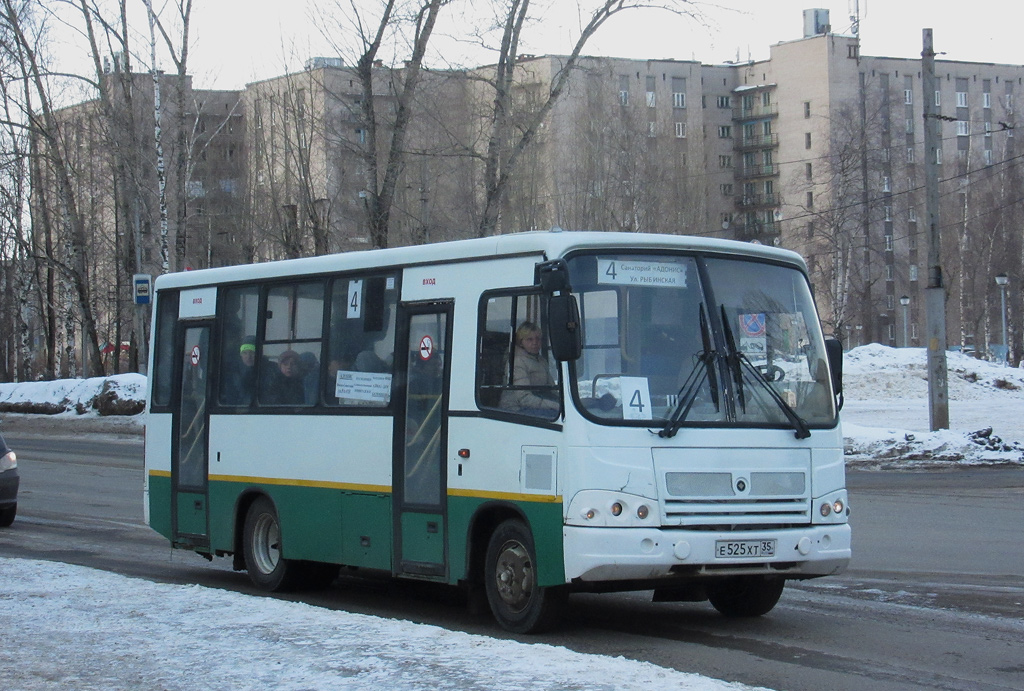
[567,491,657,527]
[820,502,832,517]
[0,451,15,472]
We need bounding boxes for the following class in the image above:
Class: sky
[178,1,1024,90]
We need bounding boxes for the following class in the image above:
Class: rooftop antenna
[850,0,861,36]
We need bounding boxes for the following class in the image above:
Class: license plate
[715,539,776,558]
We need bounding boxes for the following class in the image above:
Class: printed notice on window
[335,370,392,404]
[597,259,687,288]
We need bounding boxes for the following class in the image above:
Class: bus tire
[0,503,15,528]
[484,519,566,634]
[242,496,301,592]
[706,576,785,617]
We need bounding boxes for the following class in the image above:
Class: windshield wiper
[658,306,718,439]
[719,305,808,439]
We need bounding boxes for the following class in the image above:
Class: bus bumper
[563,523,851,583]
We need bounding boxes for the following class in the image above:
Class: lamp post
[900,295,911,347]
[995,274,1009,363]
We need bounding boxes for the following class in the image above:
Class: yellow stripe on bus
[447,488,562,504]
[149,470,560,504]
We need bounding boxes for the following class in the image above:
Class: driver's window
[476,291,560,420]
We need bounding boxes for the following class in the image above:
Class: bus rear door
[172,321,212,549]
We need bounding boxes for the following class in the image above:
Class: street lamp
[995,274,1009,363]
[899,295,911,347]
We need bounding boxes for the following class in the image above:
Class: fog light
[820,502,832,517]
[582,508,597,520]
[636,504,649,520]
[832,499,844,515]
[611,502,623,516]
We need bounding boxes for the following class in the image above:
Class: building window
[722,213,733,226]
[717,95,731,108]
[985,121,992,137]
[807,221,814,238]
[956,121,969,136]
[645,76,656,107]
[648,121,656,137]
[806,162,813,180]
[904,89,913,104]
[907,147,916,163]
[936,148,943,164]
[761,91,771,107]
[806,191,813,208]
[718,125,732,138]
[885,265,894,280]
[956,91,968,108]
[674,121,686,138]
[720,183,734,196]
[887,294,896,311]
[803,101,811,118]
[934,90,941,107]
[673,91,685,108]
[884,205,892,221]
[906,118,914,134]
[909,265,918,281]
[885,235,894,252]
[618,75,629,106]
[984,148,994,165]
[805,132,812,149]
[1007,93,1014,111]
[909,208,918,222]
[719,154,733,168]
[848,44,859,59]
[984,92,991,109]
[882,176,891,192]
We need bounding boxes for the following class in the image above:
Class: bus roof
[153,230,807,290]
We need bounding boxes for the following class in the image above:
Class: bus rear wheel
[706,576,785,617]
[0,503,15,528]
[484,519,566,634]
[243,496,302,591]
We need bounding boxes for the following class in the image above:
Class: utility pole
[922,29,950,430]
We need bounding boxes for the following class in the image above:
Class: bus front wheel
[706,576,785,617]
[484,519,566,634]
[242,496,301,592]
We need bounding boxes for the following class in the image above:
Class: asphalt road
[1,431,1022,691]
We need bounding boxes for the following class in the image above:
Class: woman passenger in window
[501,321,559,415]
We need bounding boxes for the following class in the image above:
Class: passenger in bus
[299,351,320,405]
[261,349,306,405]
[223,336,257,405]
[500,321,559,414]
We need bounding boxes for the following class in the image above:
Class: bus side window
[151,290,179,409]
[218,286,260,406]
[258,282,325,407]
[324,275,397,407]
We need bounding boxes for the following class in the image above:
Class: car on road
[0,432,17,527]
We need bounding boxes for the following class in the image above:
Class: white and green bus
[144,230,850,633]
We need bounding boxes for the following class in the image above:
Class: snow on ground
[0,558,765,691]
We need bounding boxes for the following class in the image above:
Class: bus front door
[394,304,452,578]
[172,322,211,549]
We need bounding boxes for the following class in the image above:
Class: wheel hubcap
[494,539,534,613]
[252,513,281,575]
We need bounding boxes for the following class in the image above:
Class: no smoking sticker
[419,335,434,361]
[190,345,201,366]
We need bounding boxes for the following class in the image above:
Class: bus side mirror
[824,337,843,408]
[548,294,582,362]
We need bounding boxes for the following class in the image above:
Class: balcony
[733,103,779,121]
[735,193,779,210]
[736,164,778,180]
[735,133,779,150]
[733,219,779,242]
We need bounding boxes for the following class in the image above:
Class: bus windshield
[567,253,836,430]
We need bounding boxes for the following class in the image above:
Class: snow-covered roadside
[1,345,1022,466]
[0,558,766,691]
